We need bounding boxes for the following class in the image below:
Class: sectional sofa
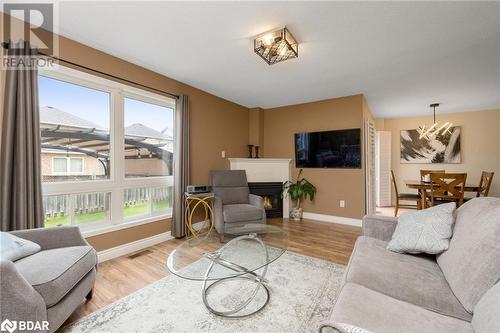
[328,197,500,333]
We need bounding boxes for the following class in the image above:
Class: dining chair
[420,169,446,182]
[429,172,467,207]
[419,169,445,208]
[391,170,421,216]
[465,171,494,202]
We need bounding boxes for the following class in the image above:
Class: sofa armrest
[249,194,267,224]
[10,226,89,250]
[248,194,264,209]
[362,215,398,242]
[0,260,47,328]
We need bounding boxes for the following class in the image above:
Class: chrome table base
[202,233,270,318]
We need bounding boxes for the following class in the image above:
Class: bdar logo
[0,319,17,333]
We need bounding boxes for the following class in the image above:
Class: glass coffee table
[167,223,289,318]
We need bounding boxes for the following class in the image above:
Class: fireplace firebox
[248,182,283,218]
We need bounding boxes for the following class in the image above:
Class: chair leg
[394,201,399,217]
[218,232,224,243]
[86,289,93,300]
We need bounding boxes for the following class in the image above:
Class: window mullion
[110,90,124,225]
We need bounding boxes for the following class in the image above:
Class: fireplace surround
[229,158,292,218]
[248,182,283,218]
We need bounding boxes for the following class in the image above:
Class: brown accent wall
[1,13,249,250]
[378,109,500,199]
[263,95,366,219]
[87,219,172,252]
[249,107,265,156]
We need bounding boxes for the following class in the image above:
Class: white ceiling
[20,1,500,118]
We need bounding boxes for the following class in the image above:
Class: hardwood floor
[64,218,360,326]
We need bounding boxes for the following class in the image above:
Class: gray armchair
[209,170,266,237]
[1,226,97,333]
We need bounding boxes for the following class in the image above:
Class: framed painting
[400,126,461,164]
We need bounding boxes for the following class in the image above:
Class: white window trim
[40,65,175,235]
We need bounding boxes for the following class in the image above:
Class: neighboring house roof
[125,123,172,140]
[40,105,173,141]
[161,127,173,138]
[40,106,103,129]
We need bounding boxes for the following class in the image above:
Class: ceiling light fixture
[418,103,453,140]
[254,27,298,65]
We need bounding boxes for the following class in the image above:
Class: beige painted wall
[263,95,366,219]
[1,13,249,250]
[378,109,500,200]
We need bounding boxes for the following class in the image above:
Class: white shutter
[365,120,376,215]
[375,131,392,207]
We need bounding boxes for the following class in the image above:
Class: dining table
[405,180,480,209]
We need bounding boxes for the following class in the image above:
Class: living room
[1,2,499,333]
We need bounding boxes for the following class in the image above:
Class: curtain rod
[1,42,180,99]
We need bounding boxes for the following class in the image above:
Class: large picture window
[38,67,175,234]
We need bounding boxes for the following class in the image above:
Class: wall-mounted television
[295,128,361,168]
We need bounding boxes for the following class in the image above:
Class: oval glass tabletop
[167,223,289,281]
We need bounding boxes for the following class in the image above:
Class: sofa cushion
[437,197,500,313]
[15,246,97,307]
[330,283,473,333]
[223,204,263,223]
[344,236,471,321]
[214,187,249,205]
[472,282,500,333]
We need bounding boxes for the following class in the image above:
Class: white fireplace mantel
[228,158,292,218]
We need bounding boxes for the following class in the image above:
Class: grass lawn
[124,202,149,218]
[45,211,105,228]
[153,198,169,211]
[45,199,171,228]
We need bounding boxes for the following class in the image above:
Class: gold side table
[185,192,215,238]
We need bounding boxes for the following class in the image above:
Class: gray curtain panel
[0,42,44,231]
[171,94,190,238]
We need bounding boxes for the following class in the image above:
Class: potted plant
[282,169,317,221]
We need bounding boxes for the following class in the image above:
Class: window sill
[81,214,172,238]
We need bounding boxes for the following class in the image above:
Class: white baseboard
[97,231,173,262]
[302,212,362,227]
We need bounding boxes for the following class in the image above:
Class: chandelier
[418,103,453,140]
[254,27,298,65]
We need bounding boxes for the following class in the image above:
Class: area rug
[62,251,345,333]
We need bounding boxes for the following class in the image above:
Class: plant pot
[290,207,303,221]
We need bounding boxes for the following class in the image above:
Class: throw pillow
[0,232,41,261]
[386,202,456,254]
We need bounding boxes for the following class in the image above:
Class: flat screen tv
[295,129,361,168]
